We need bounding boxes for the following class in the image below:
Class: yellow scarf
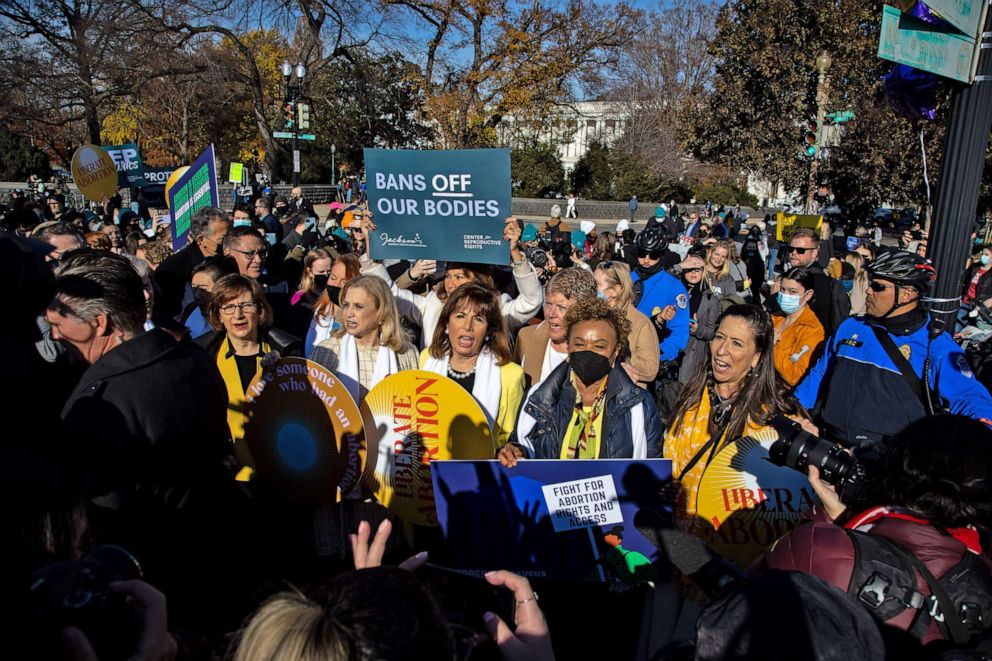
[216,335,270,481]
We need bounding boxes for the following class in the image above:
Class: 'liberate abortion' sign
[364,148,511,265]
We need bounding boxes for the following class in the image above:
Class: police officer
[796,250,992,448]
[631,227,689,362]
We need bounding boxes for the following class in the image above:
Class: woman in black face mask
[183,255,239,340]
[293,248,334,310]
[498,298,662,466]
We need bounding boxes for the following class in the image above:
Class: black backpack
[845,529,992,649]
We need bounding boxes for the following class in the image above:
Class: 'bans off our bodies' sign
[364,148,511,265]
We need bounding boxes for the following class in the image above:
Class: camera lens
[767,416,862,488]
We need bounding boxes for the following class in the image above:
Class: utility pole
[925,14,992,334]
[805,52,832,213]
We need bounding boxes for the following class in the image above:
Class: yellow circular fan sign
[164,166,190,208]
[242,358,365,506]
[694,427,818,568]
[361,370,495,527]
[70,145,118,201]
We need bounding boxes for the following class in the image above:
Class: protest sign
[103,143,146,188]
[694,426,816,568]
[776,211,822,242]
[364,148,511,264]
[228,162,244,184]
[361,371,494,526]
[70,145,118,201]
[243,358,364,505]
[432,459,672,581]
[168,145,218,251]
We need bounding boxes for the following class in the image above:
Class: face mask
[569,350,612,384]
[596,290,609,301]
[192,287,210,311]
[313,274,329,291]
[275,206,287,217]
[233,219,252,228]
[777,292,803,314]
[981,255,991,267]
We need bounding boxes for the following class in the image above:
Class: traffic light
[297,102,311,130]
[283,102,295,129]
[804,119,820,157]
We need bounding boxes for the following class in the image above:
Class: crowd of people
[3,186,992,661]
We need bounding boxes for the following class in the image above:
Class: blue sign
[364,148,511,265]
[431,459,672,582]
[168,145,219,251]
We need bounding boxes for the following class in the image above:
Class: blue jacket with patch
[631,269,690,362]
[795,314,992,447]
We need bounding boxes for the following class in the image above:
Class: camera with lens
[28,545,143,659]
[524,246,549,269]
[767,415,866,490]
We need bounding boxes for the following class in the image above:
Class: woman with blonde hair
[305,253,361,356]
[702,239,738,297]
[593,260,659,387]
[843,251,869,316]
[310,274,418,405]
[292,248,334,308]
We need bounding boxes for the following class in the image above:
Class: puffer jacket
[756,508,992,645]
[509,361,662,459]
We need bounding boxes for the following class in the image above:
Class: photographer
[756,414,992,651]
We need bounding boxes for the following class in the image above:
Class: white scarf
[423,349,501,429]
[337,332,398,403]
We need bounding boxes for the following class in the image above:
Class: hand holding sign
[504,216,524,265]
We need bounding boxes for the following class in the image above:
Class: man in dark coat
[153,207,231,319]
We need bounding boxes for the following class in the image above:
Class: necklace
[447,364,477,380]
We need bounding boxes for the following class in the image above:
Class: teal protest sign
[103,143,146,188]
[364,148,511,264]
[168,144,219,251]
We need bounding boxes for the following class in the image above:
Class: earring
[485,335,490,341]
[444,328,448,335]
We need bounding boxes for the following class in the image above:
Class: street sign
[878,5,976,83]
[825,110,856,123]
[922,0,983,39]
[273,131,294,139]
[299,133,316,141]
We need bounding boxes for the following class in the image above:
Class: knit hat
[616,219,630,233]
[580,220,596,235]
[550,204,562,218]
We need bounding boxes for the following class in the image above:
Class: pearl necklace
[447,364,477,380]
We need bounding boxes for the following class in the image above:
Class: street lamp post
[806,51,832,214]
[331,143,337,199]
[281,60,306,186]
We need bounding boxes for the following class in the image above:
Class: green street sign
[922,0,983,38]
[273,131,294,139]
[825,110,856,123]
[878,5,976,83]
[299,133,316,141]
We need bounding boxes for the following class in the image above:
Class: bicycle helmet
[635,226,666,253]
[865,249,937,292]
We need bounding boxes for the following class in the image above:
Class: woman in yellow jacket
[771,266,825,386]
[419,283,525,447]
[664,304,815,559]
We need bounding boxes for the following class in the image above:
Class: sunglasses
[868,281,893,293]
[786,246,815,255]
[682,267,703,274]
[637,249,662,260]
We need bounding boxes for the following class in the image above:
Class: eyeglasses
[219,301,260,315]
[786,246,815,255]
[868,281,893,292]
[228,247,267,261]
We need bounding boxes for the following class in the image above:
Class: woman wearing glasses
[593,260,659,388]
[197,274,301,480]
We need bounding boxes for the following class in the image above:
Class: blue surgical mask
[981,254,991,267]
[596,290,609,301]
[777,292,803,314]
[233,219,252,228]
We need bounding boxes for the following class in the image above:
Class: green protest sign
[103,143,147,188]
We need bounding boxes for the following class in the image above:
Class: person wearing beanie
[580,220,597,258]
[540,203,570,244]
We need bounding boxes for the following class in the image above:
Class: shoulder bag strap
[869,325,928,408]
